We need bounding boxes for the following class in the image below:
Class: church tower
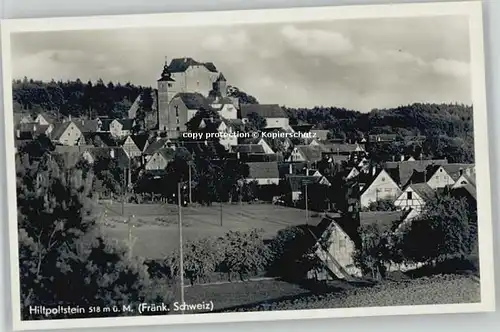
[157,57,179,132]
[214,73,227,98]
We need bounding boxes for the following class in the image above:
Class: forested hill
[284,103,474,141]
[12,78,144,119]
[12,78,261,121]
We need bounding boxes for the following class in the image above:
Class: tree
[219,229,271,281]
[352,223,392,280]
[167,237,223,285]
[401,191,474,264]
[363,198,397,212]
[245,112,267,132]
[267,226,319,281]
[17,153,170,319]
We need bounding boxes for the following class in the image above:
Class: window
[461,180,467,184]
[339,239,346,249]
[176,118,180,124]
[385,188,392,192]
[407,191,413,200]
[440,168,443,172]
[175,105,179,116]
[176,127,180,131]
[381,177,386,181]
[168,83,173,87]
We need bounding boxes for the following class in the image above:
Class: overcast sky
[11,15,471,112]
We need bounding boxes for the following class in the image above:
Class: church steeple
[158,57,174,82]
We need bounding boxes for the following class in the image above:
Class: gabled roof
[174,92,211,110]
[240,104,288,119]
[154,148,176,161]
[82,132,117,147]
[406,183,435,201]
[293,145,324,163]
[51,122,74,140]
[383,159,448,186]
[285,175,327,192]
[360,169,399,196]
[74,119,101,133]
[144,138,170,155]
[216,72,227,82]
[114,119,135,130]
[13,112,32,124]
[246,162,279,179]
[452,184,477,201]
[166,57,218,73]
[441,164,475,181]
[232,144,265,154]
[319,143,364,154]
[86,147,130,168]
[129,134,150,151]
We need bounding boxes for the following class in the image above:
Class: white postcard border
[0,1,495,331]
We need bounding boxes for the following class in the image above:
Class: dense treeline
[285,103,474,142]
[12,77,144,119]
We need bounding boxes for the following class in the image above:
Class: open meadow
[93,202,328,259]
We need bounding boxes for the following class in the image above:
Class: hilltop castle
[129,56,289,139]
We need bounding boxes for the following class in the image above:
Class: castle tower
[215,72,227,98]
[157,57,179,132]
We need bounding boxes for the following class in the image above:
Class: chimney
[400,155,405,161]
[392,155,395,162]
[237,152,240,160]
[68,114,72,122]
[372,165,376,176]
[289,163,293,175]
[16,129,20,138]
[110,149,115,159]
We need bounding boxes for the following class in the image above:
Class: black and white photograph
[0,1,495,330]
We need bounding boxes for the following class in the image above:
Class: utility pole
[305,183,309,225]
[177,182,185,311]
[188,164,192,204]
[220,201,223,227]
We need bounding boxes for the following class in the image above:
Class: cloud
[431,58,470,77]
[280,25,353,57]
[201,31,250,51]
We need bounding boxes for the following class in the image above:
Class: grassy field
[94,202,328,259]
[171,274,480,313]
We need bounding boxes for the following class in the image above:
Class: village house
[285,174,331,202]
[121,134,150,158]
[308,211,408,280]
[452,173,476,189]
[143,137,172,155]
[384,159,448,187]
[368,133,398,143]
[425,164,475,189]
[82,132,117,148]
[13,112,33,125]
[240,137,275,155]
[287,145,324,164]
[245,162,280,185]
[50,121,83,146]
[145,148,176,171]
[360,169,401,208]
[34,112,56,126]
[240,104,289,130]
[109,119,135,138]
[15,122,53,140]
[74,118,102,134]
[394,183,435,213]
